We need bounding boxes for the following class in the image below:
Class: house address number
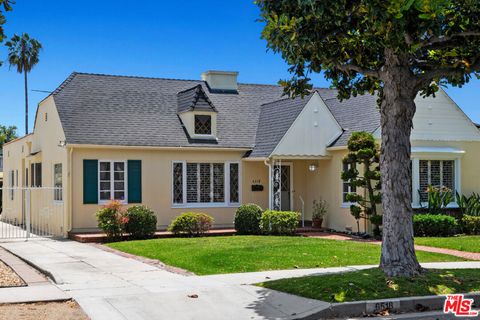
[366,300,400,314]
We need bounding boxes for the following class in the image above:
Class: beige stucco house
[2,70,480,235]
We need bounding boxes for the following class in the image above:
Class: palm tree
[5,33,42,134]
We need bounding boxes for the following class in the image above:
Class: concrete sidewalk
[0,239,330,320]
[0,246,69,304]
[1,239,479,320]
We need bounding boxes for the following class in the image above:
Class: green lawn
[107,236,466,275]
[259,268,480,303]
[415,236,480,253]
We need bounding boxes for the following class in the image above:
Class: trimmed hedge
[168,212,214,237]
[125,205,157,239]
[260,210,300,235]
[234,204,263,235]
[413,214,458,237]
[462,215,480,235]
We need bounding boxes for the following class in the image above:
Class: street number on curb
[366,300,400,313]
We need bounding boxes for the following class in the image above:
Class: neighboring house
[2,71,480,235]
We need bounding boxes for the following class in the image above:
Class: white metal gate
[0,187,65,240]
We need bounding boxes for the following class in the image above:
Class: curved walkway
[300,232,480,261]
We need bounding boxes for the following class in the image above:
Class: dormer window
[194,115,212,135]
[177,84,218,141]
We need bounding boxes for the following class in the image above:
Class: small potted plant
[312,199,327,228]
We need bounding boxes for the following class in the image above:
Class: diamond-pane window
[194,115,212,135]
[229,163,239,203]
[173,163,183,204]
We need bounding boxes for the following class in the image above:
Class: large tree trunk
[379,50,423,277]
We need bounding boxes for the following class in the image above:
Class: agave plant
[419,185,454,214]
[456,192,480,217]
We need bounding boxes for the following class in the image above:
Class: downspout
[67,146,73,237]
[264,158,271,209]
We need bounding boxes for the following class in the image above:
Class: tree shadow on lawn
[258,268,480,303]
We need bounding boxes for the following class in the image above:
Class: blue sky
[0,1,478,136]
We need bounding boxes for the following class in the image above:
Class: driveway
[2,239,480,320]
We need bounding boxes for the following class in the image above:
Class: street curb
[297,292,480,319]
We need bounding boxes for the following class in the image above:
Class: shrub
[234,204,263,235]
[462,215,480,235]
[168,212,214,237]
[96,200,127,240]
[413,214,458,237]
[260,210,300,235]
[125,205,157,239]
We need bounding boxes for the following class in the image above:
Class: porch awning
[411,147,465,154]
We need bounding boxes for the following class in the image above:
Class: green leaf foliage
[5,33,42,74]
[234,203,263,235]
[260,210,300,235]
[257,0,480,99]
[413,214,458,237]
[0,0,13,66]
[0,125,17,149]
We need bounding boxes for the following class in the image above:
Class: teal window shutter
[83,160,98,204]
[128,160,142,203]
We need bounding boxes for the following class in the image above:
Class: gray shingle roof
[52,72,284,149]
[177,84,217,113]
[50,72,381,154]
[320,92,380,147]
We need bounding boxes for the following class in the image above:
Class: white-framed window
[172,161,240,207]
[342,162,357,204]
[99,160,127,203]
[53,163,63,202]
[411,157,460,207]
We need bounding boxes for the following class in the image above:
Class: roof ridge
[261,92,314,107]
[70,72,202,82]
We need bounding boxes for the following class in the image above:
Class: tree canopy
[257,0,480,277]
[0,125,17,149]
[258,0,480,100]
[0,0,13,67]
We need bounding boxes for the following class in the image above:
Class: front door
[280,165,292,211]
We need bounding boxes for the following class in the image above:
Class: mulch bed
[0,260,25,288]
[0,300,89,320]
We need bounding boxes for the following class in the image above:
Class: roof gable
[271,92,343,157]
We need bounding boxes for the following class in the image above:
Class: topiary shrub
[96,200,127,240]
[462,215,480,235]
[125,205,157,239]
[168,212,214,237]
[413,214,458,237]
[260,210,300,235]
[234,204,263,235]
